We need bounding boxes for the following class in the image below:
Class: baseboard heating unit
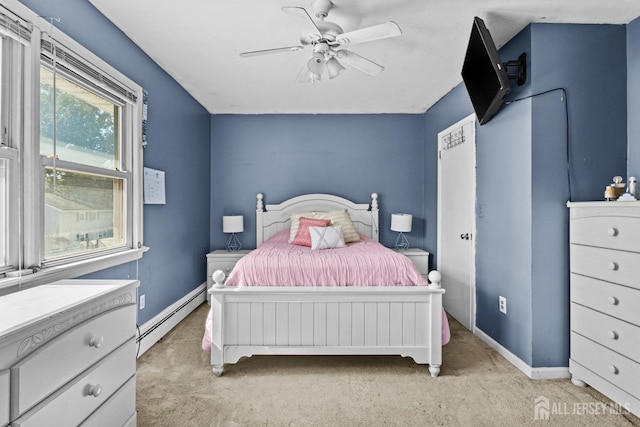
[136,283,206,357]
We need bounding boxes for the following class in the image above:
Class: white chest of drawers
[568,201,640,417]
[0,279,139,427]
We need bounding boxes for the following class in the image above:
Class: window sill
[0,246,149,295]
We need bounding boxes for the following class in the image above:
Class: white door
[437,114,476,331]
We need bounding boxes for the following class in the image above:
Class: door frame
[437,113,477,331]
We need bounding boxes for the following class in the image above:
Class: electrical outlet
[499,296,507,314]
[139,294,145,310]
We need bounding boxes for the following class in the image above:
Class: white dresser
[0,279,139,427]
[568,201,640,417]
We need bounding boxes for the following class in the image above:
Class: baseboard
[474,327,570,380]
[136,283,206,357]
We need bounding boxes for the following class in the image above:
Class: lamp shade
[390,213,412,233]
[326,57,345,79]
[222,215,244,233]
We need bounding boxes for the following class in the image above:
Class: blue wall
[426,23,627,367]
[210,114,428,252]
[19,0,212,325]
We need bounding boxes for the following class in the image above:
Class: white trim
[474,327,570,379]
[0,246,148,294]
[136,283,207,357]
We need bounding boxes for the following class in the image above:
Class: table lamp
[223,215,243,251]
[391,213,412,250]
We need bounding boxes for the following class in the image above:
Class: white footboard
[209,280,444,377]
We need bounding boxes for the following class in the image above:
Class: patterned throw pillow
[309,226,346,250]
[318,209,360,243]
[291,217,331,247]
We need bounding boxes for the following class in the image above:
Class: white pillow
[309,226,346,250]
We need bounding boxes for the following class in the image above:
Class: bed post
[210,292,225,377]
[370,193,379,241]
[427,270,443,377]
[256,193,264,247]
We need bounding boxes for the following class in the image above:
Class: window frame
[0,1,146,293]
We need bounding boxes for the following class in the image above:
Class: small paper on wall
[143,167,166,204]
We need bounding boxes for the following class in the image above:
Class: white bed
[208,193,446,377]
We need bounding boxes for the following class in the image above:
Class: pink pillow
[292,217,331,247]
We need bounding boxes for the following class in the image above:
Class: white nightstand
[394,248,430,279]
[206,250,250,302]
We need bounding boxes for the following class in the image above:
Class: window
[0,33,19,276]
[39,66,127,261]
[0,1,144,290]
[0,156,8,270]
[0,36,6,271]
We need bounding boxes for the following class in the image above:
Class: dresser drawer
[571,303,640,362]
[12,340,136,427]
[570,215,640,252]
[393,249,430,278]
[80,375,136,427]
[571,332,640,399]
[571,273,640,326]
[209,260,239,277]
[10,304,136,417]
[0,370,8,427]
[570,244,640,290]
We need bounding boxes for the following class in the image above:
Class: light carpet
[135,302,640,426]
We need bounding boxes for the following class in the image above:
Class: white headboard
[256,193,379,247]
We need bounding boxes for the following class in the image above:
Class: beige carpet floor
[135,302,640,426]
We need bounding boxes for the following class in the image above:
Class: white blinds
[0,5,30,46]
[40,36,138,104]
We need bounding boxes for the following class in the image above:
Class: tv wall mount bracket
[503,53,527,86]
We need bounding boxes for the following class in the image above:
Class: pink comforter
[225,229,427,287]
[202,230,451,351]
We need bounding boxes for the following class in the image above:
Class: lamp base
[394,232,409,250]
[225,233,242,251]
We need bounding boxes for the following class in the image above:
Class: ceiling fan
[239,0,402,83]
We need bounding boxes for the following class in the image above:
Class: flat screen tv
[461,17,512,125]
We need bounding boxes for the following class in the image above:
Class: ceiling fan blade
[282,7,322,39]
[336,50,384,76]
[240,46,304,57]
[334,21,402,46]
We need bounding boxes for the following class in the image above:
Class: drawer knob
[89,335,104,348]
[607,227,618,236]
[608,330,619,340]
[88,384,103,397]
[608,296,619,305]
[607,262,618,271]
[607,365,619,375]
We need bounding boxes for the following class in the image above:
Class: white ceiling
[89,0,640,114]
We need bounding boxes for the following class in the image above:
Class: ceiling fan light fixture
[307,53,325,74]
[311,0,333,20]
[326,57,345,79]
